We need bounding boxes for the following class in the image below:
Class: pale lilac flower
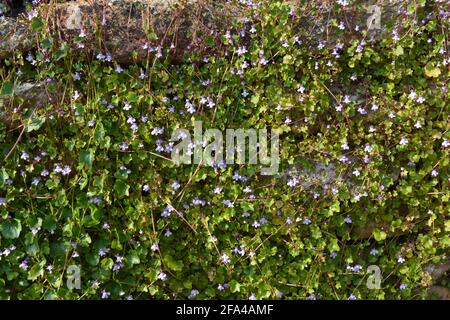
[341,141,349,150]
[158,271,167,281]
[337,0,349,6]
[171,181,181,190]
[61,165,71,176]
[96,53,106,61]
[220,253,230,264]
[188,289,199,299]
[21,151,30,160]
[113,263,123,271]
[252,220,260,228]
[73,72,81,81]
[408,90,417,100]
[185,100,196,114]
[151,127,164,135]
[119,142,129,151]
[116,65,124,73]
[237,46,247,56]
[20,257,30,270]
[101,290,111,299]
[287,177,299,187]
[31,226,40,234]
[123,101,132,111]
[27,9,38,20]
[344,215,353,224]
[223,200,234,208]
[399,137,409,146]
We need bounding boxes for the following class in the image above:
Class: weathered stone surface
[425,256,450,282]
[0,16,35,60]
[0,0,407,63]
[40,0,242,64]
[427,286,450,300]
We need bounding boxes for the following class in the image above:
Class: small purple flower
[113,263,123,271]
[61,165,71,176]
[158,271,167,281]
[188,289,199,299]
[19,257,29,270]
[101,290,111,299]
[220,253,230,264]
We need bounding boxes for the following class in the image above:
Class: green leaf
[229,280,241,293]
[283,54,293,65]
[1,81,13,96]
[41,37,53,49]
[28,261,45,281]
[147,27,158,41]
[373,229,387,242]
[114,180,130,197]
[0,168,9,188]
[79,149,94,169]
[163,255,183,271]
[0,219,22,239]
[393,45,404,56]
[55,43,68,61]
[27,115,46,132]
[128,253,140,265]
[424,63,441,78]
[31,17,44,30]
[250,94,260,106]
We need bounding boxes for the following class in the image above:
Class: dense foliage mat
[0,0,449,299]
